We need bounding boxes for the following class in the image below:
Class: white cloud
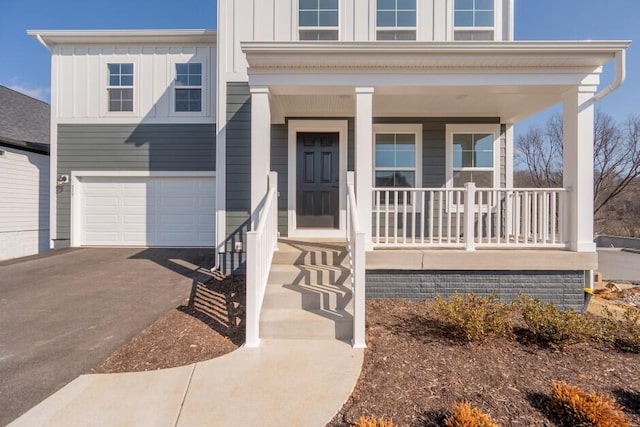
[7,84,50,102]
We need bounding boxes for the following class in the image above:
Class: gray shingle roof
[0,85,50,144]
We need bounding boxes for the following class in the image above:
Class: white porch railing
[245,171,278,348]
[373,183,569,250]
[346,172,366,348]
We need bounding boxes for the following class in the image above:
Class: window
[299,0,339,40]
[374,124,422,204]
[175,63,202,112]
[376,0,417,40]
[453,0,495,40]
[107,63,133,112]
[446,124,499,189]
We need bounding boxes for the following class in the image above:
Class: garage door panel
[80,176,215,247]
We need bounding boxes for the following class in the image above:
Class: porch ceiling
[245,41,629,123]
[270,85,571,122]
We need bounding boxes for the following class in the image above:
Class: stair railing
[246,171,278,348]
[346,171,367,348]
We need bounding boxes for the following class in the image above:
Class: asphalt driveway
[0,247,216,425]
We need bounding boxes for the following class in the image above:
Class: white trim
[70,171,216,247]
[287,120,348,238]
[294,0,341,41]
[445,123,501,189]
[168,57,208,118]
[448,0,502,41]
[28,29,216,46]
[101,57,140,117]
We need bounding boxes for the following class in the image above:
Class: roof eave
[27,29,217,46]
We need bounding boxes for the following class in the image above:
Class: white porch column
[250,86,271,230]
[562,85,597,252]
[355,87,374,250]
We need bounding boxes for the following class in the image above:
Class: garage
[76,175,215,247]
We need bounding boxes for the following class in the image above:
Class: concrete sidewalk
[10,339,363,427]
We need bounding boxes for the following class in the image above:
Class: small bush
[602,307,640,353]
[355,415,396,427]
[550,381,630,427]
[516,296,599,348]
[434,293,513,342]
[444,401,500,427]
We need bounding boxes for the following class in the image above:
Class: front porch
[239,41,627,348]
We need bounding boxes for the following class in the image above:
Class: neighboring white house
[30,0,630,347]
[0,86,50,261]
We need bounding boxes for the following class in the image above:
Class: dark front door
[296,132,340,229]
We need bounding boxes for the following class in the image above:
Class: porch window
[446,124,500,189]
[374,124,422,204]
[107,63,134,112]
[453,0,495,40]
[175,63,202,112]
[376,0,417,41]
[299,0,339,41]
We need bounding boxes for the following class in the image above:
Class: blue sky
[0,0,637,128]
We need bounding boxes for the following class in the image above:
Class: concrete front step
[260,307,353,340]
[260,239,354,341]
[273,240,349,266]
[262,282,353,311]
[267,263,351,287]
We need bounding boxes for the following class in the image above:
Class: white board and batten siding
[0,147,49,260]
[53,45,216,124]
[75,175,216,247]
[219,0,513,81]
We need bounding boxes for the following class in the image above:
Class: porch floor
[367,248,598,271]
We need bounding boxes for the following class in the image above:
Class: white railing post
[464,182,476,251]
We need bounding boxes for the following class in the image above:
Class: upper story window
[453,0,495,41]
[107,63,133,112]
[175,63,202,112]
[376,0,417,40]
[299,0,339,40]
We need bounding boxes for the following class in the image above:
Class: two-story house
[30,0,630,348]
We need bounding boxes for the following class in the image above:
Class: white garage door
[80,176,215,247]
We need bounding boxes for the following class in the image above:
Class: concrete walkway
[597,248,640,282]
[10,339,363,427]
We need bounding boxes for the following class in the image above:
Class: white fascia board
[27,29,217,46]
[241,40,631,71]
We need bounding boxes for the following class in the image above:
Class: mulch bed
[91,279,639,427]
[328,299,640,427]
[92,275,245,374]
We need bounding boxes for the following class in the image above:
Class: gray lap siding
[55,123,216,248]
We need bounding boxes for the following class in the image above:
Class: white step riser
[262,287,353,311]
[260,319,352,340]
[267,268,352,287]
[272,251,350,266]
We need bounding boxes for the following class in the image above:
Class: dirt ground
[92,279,638,427]
[92,275,245,373]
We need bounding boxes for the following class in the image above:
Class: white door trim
[70,171,216,247]
[287,120,348,238]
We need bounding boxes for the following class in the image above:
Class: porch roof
[242,40,628,71]
[242,41,630,123]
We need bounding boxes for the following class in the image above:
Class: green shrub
[444,401,500,427]
[434,293,513,342]
[550,381,630,427]
[601,307,640,353]
[515,296,599,348]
